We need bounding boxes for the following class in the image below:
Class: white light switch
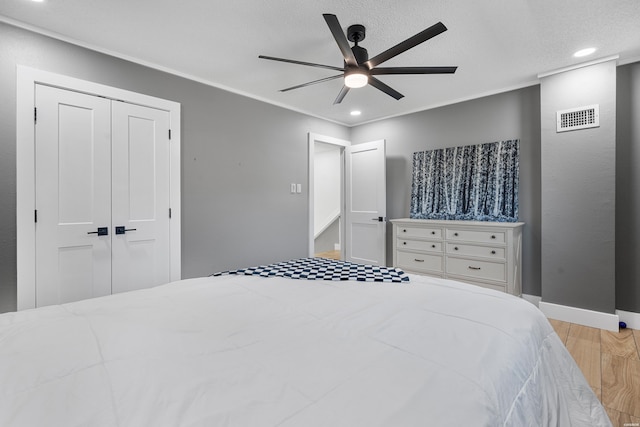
[296,183,302,193]
[290,183,296,193]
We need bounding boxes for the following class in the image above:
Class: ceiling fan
[259,14,457,104]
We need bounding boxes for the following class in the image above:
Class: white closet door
[111,102,171,294]
[35,85,113,307]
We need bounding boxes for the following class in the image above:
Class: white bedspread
[0,273,611,426]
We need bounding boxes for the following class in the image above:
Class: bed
[0,258,611,426]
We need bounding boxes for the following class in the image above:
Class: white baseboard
[616,309,640,330]
[521,294,541,307]
[539,301,619,332]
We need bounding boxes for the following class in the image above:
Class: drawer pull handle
[431,231,435,235]
[403,229,407,233]
[454,247,459,251]
[491,250,496,254]
[454,232,459,236]
[431,244,436,248]
[468,266,481,270]
[403,242,407,245]
[491,235,496,239]
[414,259,425,262]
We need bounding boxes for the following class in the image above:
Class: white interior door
[345,140,387,265]
[18,67,182,310]
[111,102,171,294]
[34,85,173,307]
[35,85,113,306]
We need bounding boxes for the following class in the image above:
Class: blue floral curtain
[410,140,519,222]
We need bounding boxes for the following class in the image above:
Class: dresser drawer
[446,228,505,244]
[446,257,505,282]
[397,226,442,239]
[398,239,443,252]
[446,243,505,260]
[391,219,523,295]
[396,251,443,273]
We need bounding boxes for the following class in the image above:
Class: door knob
[115,226,137,235]
[87,227,108,236]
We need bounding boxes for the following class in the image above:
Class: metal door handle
[87,227,108,236]
[371,216,384,222]
[115,226,137,235]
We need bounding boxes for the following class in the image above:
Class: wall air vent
[556,104,599,132]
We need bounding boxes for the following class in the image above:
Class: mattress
[0,261,611,426]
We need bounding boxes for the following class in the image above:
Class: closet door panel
[34,85,112,307]
[111,102,171,294]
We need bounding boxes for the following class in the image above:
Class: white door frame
[307,133,350,258]
[16,66,182,310]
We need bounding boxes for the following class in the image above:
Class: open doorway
[308,133,349,260]
[308,133,387,265]
[313,142,342,259]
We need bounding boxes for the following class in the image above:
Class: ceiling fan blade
[365,22,448,69]
[280,74,344,92]
[323,14,358,67]
[371,66,457,75]
[368,77,404,100]
[259,55,345,72]
[333,85,350,104]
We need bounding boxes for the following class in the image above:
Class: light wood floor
[314,250,341,260]
[549,319,640,425]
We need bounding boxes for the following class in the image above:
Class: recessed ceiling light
[574,47,596,58]
[30,0,45,2]
[350,110,362,116]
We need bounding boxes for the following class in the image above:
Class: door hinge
[34,107,37,124]
[168,129,171,140]
[169,208,172,219]
[34,209,38,223]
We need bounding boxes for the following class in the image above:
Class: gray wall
[616,62,640,313]
[0,22,349,313]
[350,87,542,297]
[1,22,639,315]
[540,60,616,314]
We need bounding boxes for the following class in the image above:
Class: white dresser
[391,219,524,295]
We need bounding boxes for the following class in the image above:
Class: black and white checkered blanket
[212,257,410,283]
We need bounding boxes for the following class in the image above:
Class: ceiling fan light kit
[344,70,368,88]
[259,13,457,104]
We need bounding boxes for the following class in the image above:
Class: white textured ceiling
[2,0,639,126]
